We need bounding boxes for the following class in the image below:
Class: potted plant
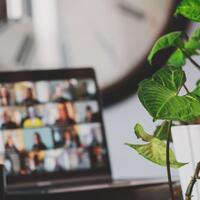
[127,0,200,200]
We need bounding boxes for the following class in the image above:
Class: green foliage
[134,124,153,142]
[148,27,200,69]
[190,80,200,99]
[176,0,200,22]
[148,32,184,65]
[184,27,200,55]
[191,27,200,41]
[154,121,172,141]
[129,0,200,175]
[184,40,200,56]
[166,49,185,68]
[138,67,200,121]
[128,124,186,168]
[126,137,186,168]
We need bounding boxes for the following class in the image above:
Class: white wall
[103,23,200,179]
[104,93,176,179]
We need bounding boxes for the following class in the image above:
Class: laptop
[0,68,112,193]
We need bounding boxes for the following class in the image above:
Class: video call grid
[0,78,107,177]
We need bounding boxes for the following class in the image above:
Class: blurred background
[0,0,198,180]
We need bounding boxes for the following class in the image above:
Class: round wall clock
[59,0,188,106]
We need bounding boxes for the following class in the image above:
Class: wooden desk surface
[6,177,182,200]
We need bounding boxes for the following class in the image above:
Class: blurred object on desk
[6,178,182,200]
[0,165,6,200]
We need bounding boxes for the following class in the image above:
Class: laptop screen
[0,68,111,186]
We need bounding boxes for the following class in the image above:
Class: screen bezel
[0,67,112,186]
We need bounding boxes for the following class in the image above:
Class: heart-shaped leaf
[138,67,200,122]
[148,32,184,65]
[176,0,200,22]
[134,123,153,142]
[152,67,185,92]
[148,28,200,69]
[126,138,186,168]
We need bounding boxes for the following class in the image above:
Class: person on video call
[0,85,11,106]
[32,132,47,151]
[5,135,19,153]
[1,111,18,130]
[55,103,75,126]
[63,129,81,148]
[5,135,29,176]
[63,130,73,148]
[21,87,39,106]
[89,145,104,167]
[21,106,44,128]
[72,130,81,148]
[53,84,69,103]
[85,105,94,122]
[84,105,100,122]
[90,128,101,146]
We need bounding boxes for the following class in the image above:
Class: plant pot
[171,124,200,200]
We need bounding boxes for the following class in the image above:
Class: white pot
[171,124,200,200]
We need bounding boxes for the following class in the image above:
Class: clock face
[59,0,174,89]
[58,0,188,107]
[16,0,186,107]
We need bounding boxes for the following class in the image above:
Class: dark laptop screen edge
[0,67,112,189]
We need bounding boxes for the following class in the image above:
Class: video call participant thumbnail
[21,87,40,106]
[0,85,11,106]
[55,103,76,126]
[5,135,19,154]
[63,129,81,149]
[84,105,100,123]
[21,106,44,128]
[32,133,47,151]
[1,111,18,130]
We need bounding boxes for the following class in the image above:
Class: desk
[6,178,182,200]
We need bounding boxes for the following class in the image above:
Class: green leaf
[176,0,200,22]
[190,80,200,99]
[134,124,153,142]
[196,80,200,87]
[148,32,184,65]
[126,138,186,168]
[166,49,186,68]
[152,67,185,92]
[138,67,200,122]
[154,121,171,141]
[185,40,200,49]
[183,27,200,56]
[184,40,200,55]
[191,27,200,40]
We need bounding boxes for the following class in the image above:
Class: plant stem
[187,56,200,70]
[183,84,190,94]
[185,162,200,200]
[166,121,175,200]
[181,49,200,71]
